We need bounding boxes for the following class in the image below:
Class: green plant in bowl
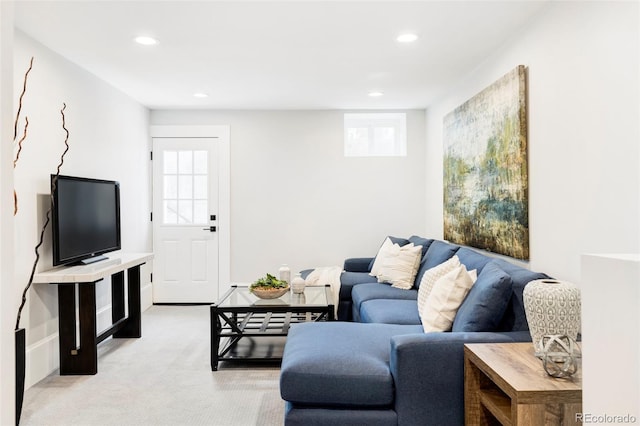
[250,273,289,299]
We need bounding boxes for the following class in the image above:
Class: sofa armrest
[343,257,374,273]
[389,331,531,426]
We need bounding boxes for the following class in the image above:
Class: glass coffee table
[210,284,334,370]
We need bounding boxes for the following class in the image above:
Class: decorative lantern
[540,334,581,378]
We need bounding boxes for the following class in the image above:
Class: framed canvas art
[443,65,529,260]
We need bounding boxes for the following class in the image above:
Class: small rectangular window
[344,113,406,157]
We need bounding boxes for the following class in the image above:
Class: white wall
[0,2,16,424]
[151,110,426,281]
[13,31,152,388]
[581,254,639,423]
[425,1,639,283]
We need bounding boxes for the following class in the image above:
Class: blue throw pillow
[456,247,493,274]
[408,236,433,258]
[422,241,460,270]
[414,240,460,288]
[452,261,513,332]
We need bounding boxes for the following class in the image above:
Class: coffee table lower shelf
[216,335,288,366]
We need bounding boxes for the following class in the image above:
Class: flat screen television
[51,174,121,266]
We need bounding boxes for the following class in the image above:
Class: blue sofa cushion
[408,236,434,288]
[414,240,460,288]
[368,236,412,270]
[456,247,493,273]
[452,261,513,332]
[304,270,375,321]
[360,299,422,325]
[352,283,418,313]
[339,271,376,298]
[492,259,550,331]
[280,322,422,407]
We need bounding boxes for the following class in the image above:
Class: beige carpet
[20,305,285,426]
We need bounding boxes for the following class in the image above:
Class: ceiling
[13,0,550,110]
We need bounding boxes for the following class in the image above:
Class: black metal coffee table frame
[210,284,334,370]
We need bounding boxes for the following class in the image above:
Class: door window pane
[194,176,207,199]
[163,149,208,225]
[164,151,177,174]
[178,200,193,224]
[178,151,193,174]
[178,176,193,200]
[164,200,178,224]
[164,175,178,199]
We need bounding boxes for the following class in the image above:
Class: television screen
[52,175,121,266]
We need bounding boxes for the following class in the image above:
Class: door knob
[202,226,217,232]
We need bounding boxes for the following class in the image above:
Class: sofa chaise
[279,236,548,426]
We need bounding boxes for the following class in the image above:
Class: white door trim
[150,125,231,296]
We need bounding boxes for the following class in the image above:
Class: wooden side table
[464,342,582,426]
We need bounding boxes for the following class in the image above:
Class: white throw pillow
[417,255,461,320]
[421,264,477,332]
[377,243,423,290]
[369,237,395,278]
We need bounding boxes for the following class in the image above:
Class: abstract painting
[443,65,529,260]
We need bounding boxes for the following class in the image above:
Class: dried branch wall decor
[15,103,70,330]
[443,65,529,260]
[13,57,34,216]
[12,57,72,426]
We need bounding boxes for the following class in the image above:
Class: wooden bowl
[250,286,290,299]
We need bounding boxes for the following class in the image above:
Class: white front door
[152,137,220,303]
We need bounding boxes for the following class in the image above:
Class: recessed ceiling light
[193,93,209,98]
[134,36,158,46]
[397,33,418,43]
[368,91,384,97]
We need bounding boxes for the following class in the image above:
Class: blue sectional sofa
[280,236,548,426]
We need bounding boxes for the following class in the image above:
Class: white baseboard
[96,304,114,333]
[141,283,152,311]
[25,334,59,389]
[25,280,152,388]
[25,305,114,388]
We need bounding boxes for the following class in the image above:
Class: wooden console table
[33,253,153,375]
[464,342,582,426]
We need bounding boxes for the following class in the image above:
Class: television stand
[33,253,153,375]
[78,255,109,265]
